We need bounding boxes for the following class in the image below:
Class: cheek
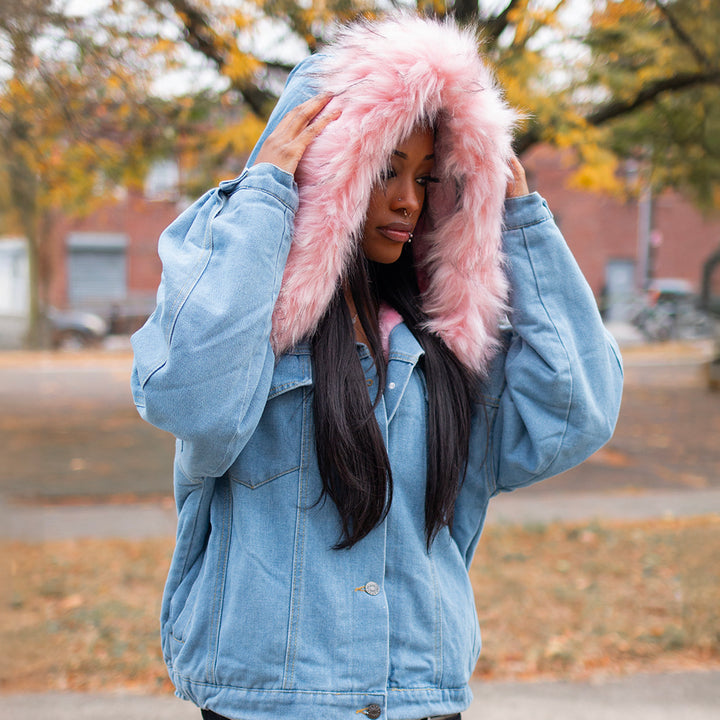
[363,191,385,234]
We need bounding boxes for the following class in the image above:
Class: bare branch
[453,0,481,25]
[484,0,522,45]
[160,0,232,66]
[514,68,720,154]
[521,0,568,48]
[586,70,720,125]
[653,0,713,69]
[150,0,275,116]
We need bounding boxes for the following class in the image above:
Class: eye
[416,175,440,187]
[379,166,397,183]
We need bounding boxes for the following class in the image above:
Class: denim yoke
[131,161,623,720]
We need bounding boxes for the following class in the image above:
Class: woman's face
[361,127,435,264]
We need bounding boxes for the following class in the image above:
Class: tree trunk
[6,123,46,348]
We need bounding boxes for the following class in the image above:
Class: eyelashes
[378,166,395,183]
[417,175,440,187]
[378,166,440,187]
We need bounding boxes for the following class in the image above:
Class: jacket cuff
[503,191,553,229]
[219,163,299,212]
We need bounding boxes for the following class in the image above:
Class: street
[1,339,718,506]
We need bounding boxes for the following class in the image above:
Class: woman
[131,14,623,720]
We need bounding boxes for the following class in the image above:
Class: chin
[362,240,405,264]
[370,253,402,265]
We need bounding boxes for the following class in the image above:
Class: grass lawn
[2,515,719,692]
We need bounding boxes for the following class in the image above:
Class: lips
[377,222,413,243]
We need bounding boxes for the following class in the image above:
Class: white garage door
[67,232,128,307]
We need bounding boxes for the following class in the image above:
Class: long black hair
[311,241,479,550]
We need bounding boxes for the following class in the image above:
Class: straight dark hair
[311,242,479,550]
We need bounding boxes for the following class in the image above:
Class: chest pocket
[227,352,312,489]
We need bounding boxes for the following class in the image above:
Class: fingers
[506,155,529,198]
[302,102,342,141]
[286,93,335,132]
[254,94,341,176]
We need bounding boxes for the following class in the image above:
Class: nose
[390,178,422,217]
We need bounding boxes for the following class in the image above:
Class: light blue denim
[131,57,623,720]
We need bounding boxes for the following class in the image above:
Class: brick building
[44,188,179,333]
[39,147,720,331]
[523,145,720,320]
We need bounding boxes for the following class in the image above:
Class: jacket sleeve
[487,191,623,492]
[130,163,298,479]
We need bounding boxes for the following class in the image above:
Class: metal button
[388,382,396,389]
[364,704,382,719]
[364,581,380,596]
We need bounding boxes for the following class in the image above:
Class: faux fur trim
[270,14,516,374]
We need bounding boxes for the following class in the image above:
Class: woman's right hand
[253,94,340,176]
[506,155,529,198]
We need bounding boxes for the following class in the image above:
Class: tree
[4,1,719,347]
[136,0,720,202]
[0,0,210,345]
[582,0,720,207]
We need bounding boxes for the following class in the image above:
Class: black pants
[202,711,461,720]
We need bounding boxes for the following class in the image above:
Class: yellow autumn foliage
[224,48,262,83]
[208,114,268,159]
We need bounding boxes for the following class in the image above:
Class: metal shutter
[67,233,128,309]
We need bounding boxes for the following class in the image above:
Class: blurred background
[1,0,720,352]
[1,0,719,716]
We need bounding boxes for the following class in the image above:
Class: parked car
[45,307,108,349]
[631,278,713,341]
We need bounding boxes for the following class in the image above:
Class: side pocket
[164,477,232,685]
[170,558,203,645]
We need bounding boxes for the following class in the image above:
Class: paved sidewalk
[2,671,719,719]
[3,487,720,541]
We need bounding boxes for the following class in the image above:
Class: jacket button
[388,382,396,389]
[364,704,382,719]
[364,581,380,596]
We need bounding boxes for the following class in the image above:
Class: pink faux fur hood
[254,15,517,374]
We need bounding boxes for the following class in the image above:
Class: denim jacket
[131,165,622,720]
[131,17,622,720]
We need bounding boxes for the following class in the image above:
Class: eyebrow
[393,150,435,160]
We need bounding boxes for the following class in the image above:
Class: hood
[252,15,517,374]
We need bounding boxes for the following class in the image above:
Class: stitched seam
[515,226,573,482]
[236,184,296,211]
[170,669,468,695]
[229,465,301,489]
[504,216,549,230]
[171,671,392,696]
[212,205,294,478]
[206,481,231,684]
[175,459,204,487]
[164,197,223,355]
[283,385,310,688]
[428,554,443,686]
[175,478,209,592]
[268,378,312,399]
[385,363,418,425]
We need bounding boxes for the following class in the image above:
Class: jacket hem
[169,670,471,720]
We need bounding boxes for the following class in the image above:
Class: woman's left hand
[506,156,529,198]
